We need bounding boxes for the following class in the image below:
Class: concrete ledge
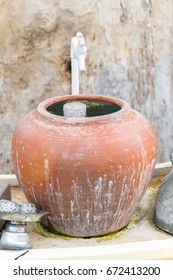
[0,183,11,230]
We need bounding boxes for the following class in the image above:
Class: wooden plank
[0,239,173,260]
[0,174,18,185]
[153,162,172,177]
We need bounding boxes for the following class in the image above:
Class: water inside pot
[46,99,121,117]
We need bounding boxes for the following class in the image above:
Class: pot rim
[37,94,131,124]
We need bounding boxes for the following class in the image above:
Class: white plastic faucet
[70,32,87,95]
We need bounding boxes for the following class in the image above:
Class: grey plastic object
[0,199,48,250]
[0,221,32,250]
[63,101,87,117]
[154,151,173,234]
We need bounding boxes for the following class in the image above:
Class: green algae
[31,222,78,240]
[31,207,141,242]
[95,207,141,242]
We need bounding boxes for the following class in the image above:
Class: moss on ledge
[31,207,141,242]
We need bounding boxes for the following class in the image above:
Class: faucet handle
[71,32,87,71]
[76,32,86,47]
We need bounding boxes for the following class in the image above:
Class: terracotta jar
[12,95,157,237]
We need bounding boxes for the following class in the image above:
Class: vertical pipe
[71,58,79,95]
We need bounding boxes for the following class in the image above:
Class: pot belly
[12,132,156,237]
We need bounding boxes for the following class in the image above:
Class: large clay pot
[12,94,157,237]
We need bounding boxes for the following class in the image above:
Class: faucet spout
[75,32,87,71]
[78,54,86,71]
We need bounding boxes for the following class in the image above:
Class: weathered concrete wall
[0,0,173,173]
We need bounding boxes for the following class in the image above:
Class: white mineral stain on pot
[68,175,113,234]
[72,149,84,160]
[93,177,103,216]
[44,158,49,171]
[30,185,39,206]
[108,180,113,188]
[39,146,156,236]
[70,200,74,216]
[39,193,44,209]
[44,158,55,214]
[15,151,23,185]
[21,146,25,153]
[152,145,156,152]
[67,181,84,231]
[85,209,90,226]
[54,177,65,227]
[62,151,69,160]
